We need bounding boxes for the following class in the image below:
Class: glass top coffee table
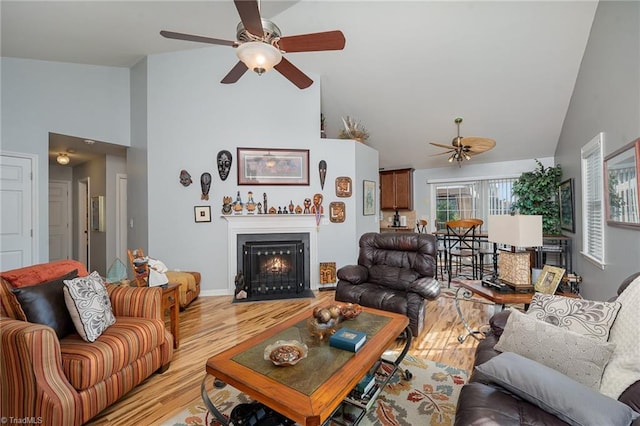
[202,304,410,426]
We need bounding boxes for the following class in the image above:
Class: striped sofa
[0,260,174,425]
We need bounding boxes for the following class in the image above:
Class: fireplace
[236,233,313,301]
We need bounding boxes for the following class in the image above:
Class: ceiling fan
[160,0,346,89]
[429,117,496,166]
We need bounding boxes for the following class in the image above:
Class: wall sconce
[56,153,70,165]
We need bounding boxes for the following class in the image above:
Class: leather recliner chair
[335,232,440,337]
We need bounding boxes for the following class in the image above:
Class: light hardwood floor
[87,290,493,425]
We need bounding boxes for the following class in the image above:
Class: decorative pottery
[307,316,341,340]
[221,196,233,215]
[245,192,256,214]
[340,303,362,320]
[264,340,308,366]
[216,150,232,181]
[200,172,212,200]
[232,191,243,214]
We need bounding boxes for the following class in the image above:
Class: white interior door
[49,180,71,261]
[0,153,35,270]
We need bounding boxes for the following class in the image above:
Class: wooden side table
[454,280,580,343]
[161,283,180,349]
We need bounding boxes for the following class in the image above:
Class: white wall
[142,48,378,294]
[1,58,130,261]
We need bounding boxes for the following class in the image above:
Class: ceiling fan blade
[234,0,264,38]
[277,30,346,53]
[461,137,496,153]
[221,61,249,84]
[430,142,455,149]
[160,30,237,47]
[274,58,313,89]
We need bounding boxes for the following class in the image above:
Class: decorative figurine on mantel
[263,193,268,214]
[304,198,312,214]
[232,191,243,215]
[312,193,324,227]
[257,202,263,214]
[295,205,303,214]
[245,192,256,214]
[268,206,277,214]
[288,200,295,214]
[221,196,233,215]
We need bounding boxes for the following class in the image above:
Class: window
[433,178,517,230]
[581,133,606,268]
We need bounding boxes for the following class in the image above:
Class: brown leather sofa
[335,232,440,337]
[455,273,640,425]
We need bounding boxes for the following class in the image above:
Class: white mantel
[223,215,320,293]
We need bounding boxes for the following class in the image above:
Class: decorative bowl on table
[340,303,362,320]
[264,340,308,366]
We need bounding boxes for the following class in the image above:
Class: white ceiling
[1,1,598,169]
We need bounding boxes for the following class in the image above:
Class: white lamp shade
[488,215,543,247]
[236,42,282,75]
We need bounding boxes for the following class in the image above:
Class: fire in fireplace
[236,233,313,301]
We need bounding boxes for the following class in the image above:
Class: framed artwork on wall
[237,148,310,185]
[559,178,575,233]
[194,206,211,223]
[363,180,376,216]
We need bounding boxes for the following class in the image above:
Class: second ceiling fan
[430,117,496,166]
[160,0,346,89]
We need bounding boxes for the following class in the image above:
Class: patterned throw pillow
[526,292,622,342]
[600,275,640,399]
[63,271,116,342]
[494,308,615,390]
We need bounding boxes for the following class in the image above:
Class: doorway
[78,177,90,270]
[49,180,72,261]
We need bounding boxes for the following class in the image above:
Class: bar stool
[445,219,482,286]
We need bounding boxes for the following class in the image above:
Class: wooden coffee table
[203,305,409,426]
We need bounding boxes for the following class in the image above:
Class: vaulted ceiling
[1,1,598,169]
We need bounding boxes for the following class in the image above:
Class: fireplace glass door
[243,241,305,298]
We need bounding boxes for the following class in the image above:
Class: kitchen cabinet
[380,168,413,210]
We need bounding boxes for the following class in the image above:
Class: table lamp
[488,215,543,290]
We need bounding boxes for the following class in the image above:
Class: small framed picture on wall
[194,206,211,223]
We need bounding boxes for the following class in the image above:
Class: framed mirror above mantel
[604,138,640,229]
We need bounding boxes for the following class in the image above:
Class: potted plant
[512,159,563,234]
[338,116,369,142]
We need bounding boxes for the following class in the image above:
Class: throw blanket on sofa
[165,271,196,306]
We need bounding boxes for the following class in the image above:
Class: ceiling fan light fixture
[56,153,70,165]
[236,42,282,75]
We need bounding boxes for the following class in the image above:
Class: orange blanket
[165,271,196,307]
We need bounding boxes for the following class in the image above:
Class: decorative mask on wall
[200,172,212,200]
[217,150,233,181]
[179,170,192,187]
[319,160,327,190]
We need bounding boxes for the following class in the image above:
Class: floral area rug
[162,355,468,426]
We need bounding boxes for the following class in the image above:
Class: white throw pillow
[494,308,615,390]
[63,271,116,342]
[526,292,621,342]
[600,275,640,399]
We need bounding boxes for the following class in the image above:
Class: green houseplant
[512,159,563,234]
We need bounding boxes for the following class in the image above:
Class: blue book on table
[330,328,366,352]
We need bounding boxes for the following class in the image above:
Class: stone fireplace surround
[223,215,319,296]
